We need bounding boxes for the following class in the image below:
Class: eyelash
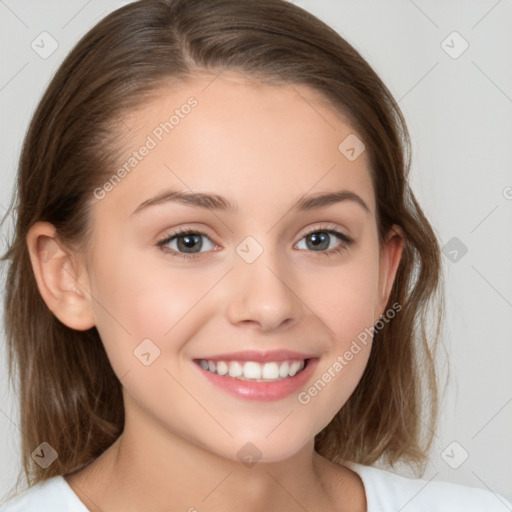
[156,224,354,260]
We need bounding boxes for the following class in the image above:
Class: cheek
[300,339,372,433]
[85,246,215,440]
[87,246,209,373]
[294,252,380,426]
[305,251,381,343]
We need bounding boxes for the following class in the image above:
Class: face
[46,72,402,463]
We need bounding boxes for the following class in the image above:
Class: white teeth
[198,359,306,381]
[262,362,279,380]
[243,361,261,379]
[289,361,301,376]
[216,361,228,376]
[228,361,243,378]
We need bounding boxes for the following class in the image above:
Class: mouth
[192,351,319,401]
[193,354,319,402]
[195,358,308,382]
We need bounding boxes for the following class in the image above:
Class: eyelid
[156,224,219,245]
[298,222,352,242]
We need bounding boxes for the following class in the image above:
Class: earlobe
[377,224,405,316]
[26,221,95,331]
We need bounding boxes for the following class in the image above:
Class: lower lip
[194,359,319,401]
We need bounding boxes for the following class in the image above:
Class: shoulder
[344,461,512,512]
[0,476,88,512]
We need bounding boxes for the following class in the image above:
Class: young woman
[1,0,510,510]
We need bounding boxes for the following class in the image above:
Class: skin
[27,71,404,512]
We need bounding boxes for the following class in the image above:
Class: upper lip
[194,350,317,363]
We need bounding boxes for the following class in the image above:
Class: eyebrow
[131,188,370,216]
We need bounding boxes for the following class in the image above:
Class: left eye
[156,227,352,259]
[157,229,217,258]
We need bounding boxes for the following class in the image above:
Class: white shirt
[0,461,510,511]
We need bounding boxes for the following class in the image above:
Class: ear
[26,221,95,331]
[375,224,405,320]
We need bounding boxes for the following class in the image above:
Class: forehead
[95,71,375,220]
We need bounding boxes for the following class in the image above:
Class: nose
[225,249,304,332]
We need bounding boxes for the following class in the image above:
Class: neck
[65,398,364,512]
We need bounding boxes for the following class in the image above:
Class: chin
[200,430,314,466]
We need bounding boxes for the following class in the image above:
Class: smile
[197,359,306,382]
[193,349,318,401]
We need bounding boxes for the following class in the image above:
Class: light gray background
[1,0,511,504]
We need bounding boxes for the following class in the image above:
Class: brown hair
[1,0,443,496]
